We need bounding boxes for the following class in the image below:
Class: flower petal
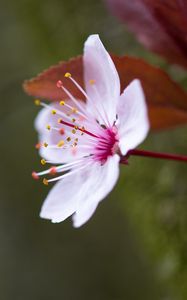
[73,154,120,228]
[40,171,82,223]
[84,34,120,124]
[117,79,150,155]
[40,155,120,226]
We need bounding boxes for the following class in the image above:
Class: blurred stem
[120,149,187,164]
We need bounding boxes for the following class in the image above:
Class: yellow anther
[71,129,76,134]
[66,137,71,142]
[72,107,77,113]
[46,124,51,130]
[41,158,46,165]
[89,79,96,85]
[64,72,71,78]
[34,99,41,106]
[72,118,76,123]
[51,109,56,115]
[59,100,65,106]
[43,178,49,186]
[58,118,62,124]
[74,125,78,130]
[57,140,65,147]
[43,142,48,148]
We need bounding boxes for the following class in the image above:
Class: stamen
[34,99,41,106]
[46,124,51,131]
[56,80,63,88]
[59,128,65,135]
[43,142,48,148]
[71,129,76,134]
[51,109,57,115]
[35,143,41,150]
[35,158,88,177]
[41,158,46,165]
[43,178,49,185]
[49,167,57,175]
[32,171,39,180]
[64,72,71,78]
[57,140,65,147]
[57,80,87,115]
[59,100,65,106]
[47,160,92,183]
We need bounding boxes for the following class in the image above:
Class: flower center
[93,126,119,163]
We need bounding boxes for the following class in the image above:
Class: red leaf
[23,55,187,130]
[105,0,187,68]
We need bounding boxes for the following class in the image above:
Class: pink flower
[34,34,150,227]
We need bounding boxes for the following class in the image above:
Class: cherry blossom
[33,35,150,227]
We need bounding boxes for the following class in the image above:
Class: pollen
[75,138,78,142]
[43,142,48,148]
[51,109,56,115]
[56,80,63,88]
[34,99,41,106]
[57,140,65,147]
[71,129,76,134]
[64,72,71,78]
[59,128,65,135]
[74,125,78,130]
[59,100,65,106]
[66,137,71,142]
[43,178,49,186]
[46,124,51,130]
[41,158,46,165]
[89,79,96,85]
[58,118,62,124]
[32,171,39,180]
[72,118,76,123]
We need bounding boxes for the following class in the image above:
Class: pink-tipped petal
[117,79,150,155]
[84,34,120,124]
[72,154,120,228]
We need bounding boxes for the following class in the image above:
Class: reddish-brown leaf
[23,55,187,130]
[105,0,187,68]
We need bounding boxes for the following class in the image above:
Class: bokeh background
[1,0,187,299]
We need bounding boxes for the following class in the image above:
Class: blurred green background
[1,0,187,299]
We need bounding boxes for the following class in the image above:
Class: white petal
[117,80,150,155]
[40,155,120,226]
[40,170,82,223]
[73,154,120,228]
[84,34,120,124]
